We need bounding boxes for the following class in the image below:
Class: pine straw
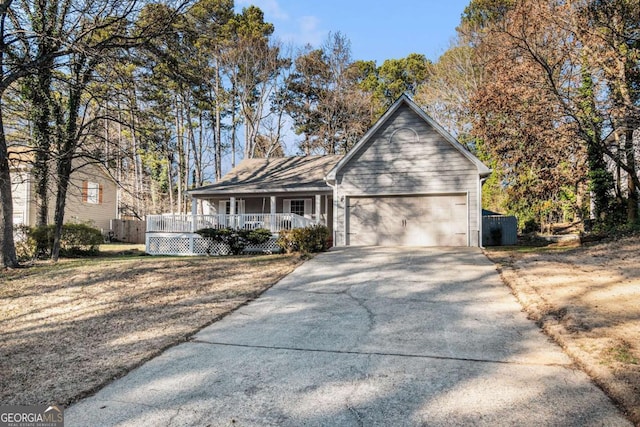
[486,235,640,426]
[0,254,302,407]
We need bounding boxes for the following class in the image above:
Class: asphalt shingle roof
[190,155,342,196]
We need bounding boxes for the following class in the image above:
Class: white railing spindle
[145,213,317,233]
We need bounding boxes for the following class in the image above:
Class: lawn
[0,252,302,407]
[485,234,640,425]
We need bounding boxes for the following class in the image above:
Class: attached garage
[347,194,468,246]
[326,95,491,248]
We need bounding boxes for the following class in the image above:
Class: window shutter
[304,199,312,219]
[283,199,291,213]
[98,184,103,204]
[238,199,245,214]
[219,201,226,214]
[82,180,88,202]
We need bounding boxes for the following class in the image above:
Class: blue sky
[235,0,471,65]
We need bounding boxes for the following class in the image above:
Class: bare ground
[485,235,640,426]
[0,253,302,407]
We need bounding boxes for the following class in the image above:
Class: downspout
[324,176,337,247]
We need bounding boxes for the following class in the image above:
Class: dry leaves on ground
[486,235,640,425]
[0,254,302,407]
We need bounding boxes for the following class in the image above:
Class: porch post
[191,197,197,232]
[190,197,197,255]
[325,195,329,224]
[229,196,236,215]
[270,196,276,233]
[315,194,322,224]
[229,196,236,228]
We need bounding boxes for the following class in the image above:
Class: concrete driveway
[66,247,630,426]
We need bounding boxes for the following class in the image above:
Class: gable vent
[389,127,419,144]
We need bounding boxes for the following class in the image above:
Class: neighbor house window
[82,181,103,204]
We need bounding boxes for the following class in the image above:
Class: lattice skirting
[146,233,281,256]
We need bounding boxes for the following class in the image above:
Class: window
[83,181,102,204]
[219,199,245,214]
[284,199,311,218]
[290,200,305,217]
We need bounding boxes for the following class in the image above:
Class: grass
[486,235,640,425]
[0,252,303,407]
[99,243,146,253]
[486,242,580,254]
[606,344,640,366]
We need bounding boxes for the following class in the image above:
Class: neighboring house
[146,95,491,254]
[9,146,118,233]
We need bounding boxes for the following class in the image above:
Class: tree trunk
[230,82,237,167]
[625,126,638,223]
[51,64,84,261]
[175,95,185,213]
[128,86,143,218]
[0,106,18,267]
[51,153,72,261]
[186,96,200,190]
[586,135,612,221]
[214,65,222,180]
[27,69,54,259]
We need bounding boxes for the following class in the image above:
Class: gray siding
[335,104,481,246]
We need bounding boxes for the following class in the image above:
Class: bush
[60,223,104,255]
[13,225,37,261]
[522,218,540,234]
[196,227,272,255]
[15,223,104,259]
[277,224,330,254]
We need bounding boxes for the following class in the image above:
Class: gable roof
[190,155,342,197]
[326,94,491,181]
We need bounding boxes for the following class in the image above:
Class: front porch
[146,154,339,256]
[146,213,317,234]
[145,211,322,256]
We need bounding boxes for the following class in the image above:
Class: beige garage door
[347,195,468,246]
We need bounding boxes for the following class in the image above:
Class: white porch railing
[146,213,317,234]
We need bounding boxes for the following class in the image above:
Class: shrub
[277,224,330,254]
[60,223,104,255]
[13,225,37,261]
[196,227,272,255]
[522,218,540,234]
[16,223,104,259]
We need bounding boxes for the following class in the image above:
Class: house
[192,155,341,230]
[9,146,119,233]
[145,156,339,255]
[145,95,491,254]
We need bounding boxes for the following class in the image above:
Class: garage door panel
[348,198,403,246]
[347,195,467,247]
